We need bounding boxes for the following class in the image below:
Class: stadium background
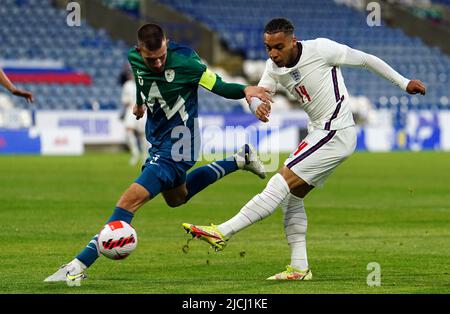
[1,0,449,154]
[0,0,450,294]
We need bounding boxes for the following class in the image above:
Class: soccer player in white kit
[183,18,426,280]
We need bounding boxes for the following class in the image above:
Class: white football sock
[218,173,290,238]
[282,193,309,271]
[70,258,87,273]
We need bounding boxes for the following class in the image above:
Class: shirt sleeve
[316,38,410,91]
[186,53,208,84]
[199,69,246,99]
[258,61,277,95]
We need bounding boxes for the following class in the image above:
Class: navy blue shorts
[135,150,196,198]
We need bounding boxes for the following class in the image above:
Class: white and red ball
[98,221,137,260]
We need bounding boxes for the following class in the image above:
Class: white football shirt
[259,38,410,131]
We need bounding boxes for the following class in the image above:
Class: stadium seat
[0,0,244,113]
[158,0,450,109]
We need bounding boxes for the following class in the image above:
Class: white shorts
[124,106,146,133]
[284,126,356,188]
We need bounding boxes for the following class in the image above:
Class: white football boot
[44,258,87,286]
[234,144,266,179]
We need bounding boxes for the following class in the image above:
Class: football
[98,221,137,260]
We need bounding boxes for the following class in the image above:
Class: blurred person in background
[121,67,148,165]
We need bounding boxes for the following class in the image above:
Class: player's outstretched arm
[199,68,272,104]
[317,38,427,95]
[342,49,408,91]
[0,69,34,103]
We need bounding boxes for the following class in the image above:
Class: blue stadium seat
[0,0,136,111]
[2,0,448,112]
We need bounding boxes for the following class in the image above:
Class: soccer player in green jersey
[44,23,271,285]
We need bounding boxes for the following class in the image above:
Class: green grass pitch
[1,152,449,293]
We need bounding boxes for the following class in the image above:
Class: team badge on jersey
[290,69,301,82]
[165,69,175,82]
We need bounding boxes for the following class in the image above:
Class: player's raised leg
[219,167,307,237]
[182,172,290,250]
[183,167,304,250]
[183,144,265,203]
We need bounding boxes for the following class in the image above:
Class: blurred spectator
[349,95,378,125]
[0,92,14,110]
[120,68,148,165]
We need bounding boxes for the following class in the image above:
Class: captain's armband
[199,68,217,91]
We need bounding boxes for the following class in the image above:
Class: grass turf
[0,152,449,293]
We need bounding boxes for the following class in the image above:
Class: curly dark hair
[264,18,295,35]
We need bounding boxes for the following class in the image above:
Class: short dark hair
[264,18,294,35]
[137,23,166,50]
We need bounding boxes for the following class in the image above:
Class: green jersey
[128,41,248,159]
[128,42,209,153]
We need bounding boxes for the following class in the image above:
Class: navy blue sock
[185,158,238,201]
[76,207,134,267]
